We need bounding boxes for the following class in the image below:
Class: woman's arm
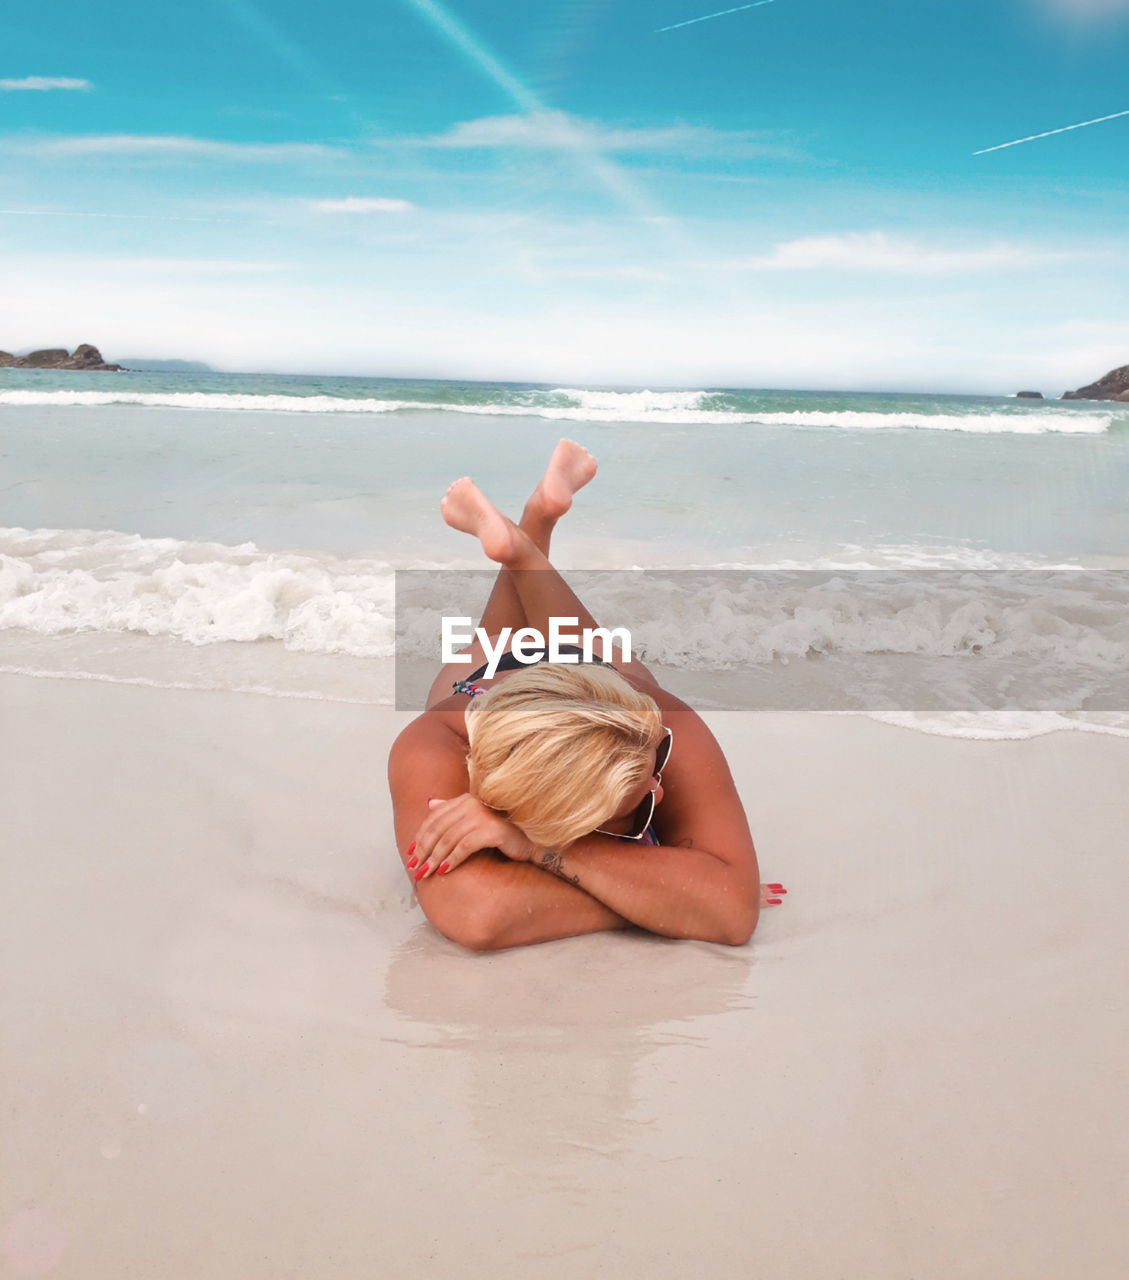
[526,837,757,946]
[521,706,760,945]
[405,702,761,947]
[388,709,630,950]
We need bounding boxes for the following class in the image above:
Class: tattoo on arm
[538,847,581,887]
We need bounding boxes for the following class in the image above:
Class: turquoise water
[2,369,1127,566]
[2,369,1128,731]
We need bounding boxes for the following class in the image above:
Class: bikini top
[452,645,609,698]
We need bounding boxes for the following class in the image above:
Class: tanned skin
[388,440,785,952]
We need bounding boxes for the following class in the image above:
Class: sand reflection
[384,924,756,1175]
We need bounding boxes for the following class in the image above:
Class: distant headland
[116,357,214,373]
[0,345,215,374]
[1018,363,1129,402]
[0,344,124,372]
[1061,364,1129,403]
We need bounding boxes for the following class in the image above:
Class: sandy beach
[3,670,1127,1278]
[7,0,1129,1273]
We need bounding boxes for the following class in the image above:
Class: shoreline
[5,633,1129,741]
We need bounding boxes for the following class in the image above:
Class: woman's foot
[524,439,597,528]
[441,477,527,565]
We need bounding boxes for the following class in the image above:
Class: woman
[388,440,784,951]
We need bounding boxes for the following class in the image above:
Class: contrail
[399,0,682,229]
[974,108,1129,155]
[657,0,775,34]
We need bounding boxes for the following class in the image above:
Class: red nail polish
[767,897,782,904]
[414,867,427,881]
[439,861,450,874]
[407,856,418,869]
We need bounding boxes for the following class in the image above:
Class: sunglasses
[594,727,673,841]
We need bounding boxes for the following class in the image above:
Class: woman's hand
[408,793,536,881]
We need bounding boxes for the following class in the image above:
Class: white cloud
[4,134,345,161]
[310,197,415,214]
[0,76,92,91]
[402,111,791,158]
[736,232,1078,275]
[5,254,1121,393]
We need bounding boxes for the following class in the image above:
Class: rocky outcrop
[1062,364,1129,401]
[70,344,123,369]
[0,344,124,371]
[1015,391,1043,399]
[23,348,72,367]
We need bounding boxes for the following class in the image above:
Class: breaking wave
[0,386,1118,433]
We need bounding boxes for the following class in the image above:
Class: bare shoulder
[658,695,738,785]
[606,653,664,696]
[388,701,469,778]
[650,695,757,873]
[388,703,473,854]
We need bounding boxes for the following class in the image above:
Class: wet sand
[2,672,1128,1279]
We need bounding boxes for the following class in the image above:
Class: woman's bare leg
[463,439,597,638]
[441,476,606,642]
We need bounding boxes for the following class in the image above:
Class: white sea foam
[725,409,1113,434]
[705,545,1087,571]
[865,710,1129,741]
[5,528,1126,679]
[549,389,1116,433]
[559,568,1129,669]
[547,387,710,413]
[4,527,1127,737]
[0,662,384,705]
[0,528,396,657]
[0,387,1118,433]
[0,389,413,415]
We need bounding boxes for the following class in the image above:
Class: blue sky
[2,0,1128,390]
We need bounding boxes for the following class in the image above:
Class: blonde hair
[465,663,663,849]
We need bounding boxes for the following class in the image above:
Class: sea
[3,368,1128,739]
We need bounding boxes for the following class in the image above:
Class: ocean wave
[720,409,1113,434]
[714,545,1089,571]
[0,387,1117,433]
[548,387,710,412]
[0,528,397,657]
[4,529,1127,680]
[566,569,1129,669]
[548,389,1115,433]
[0,389,413,415]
